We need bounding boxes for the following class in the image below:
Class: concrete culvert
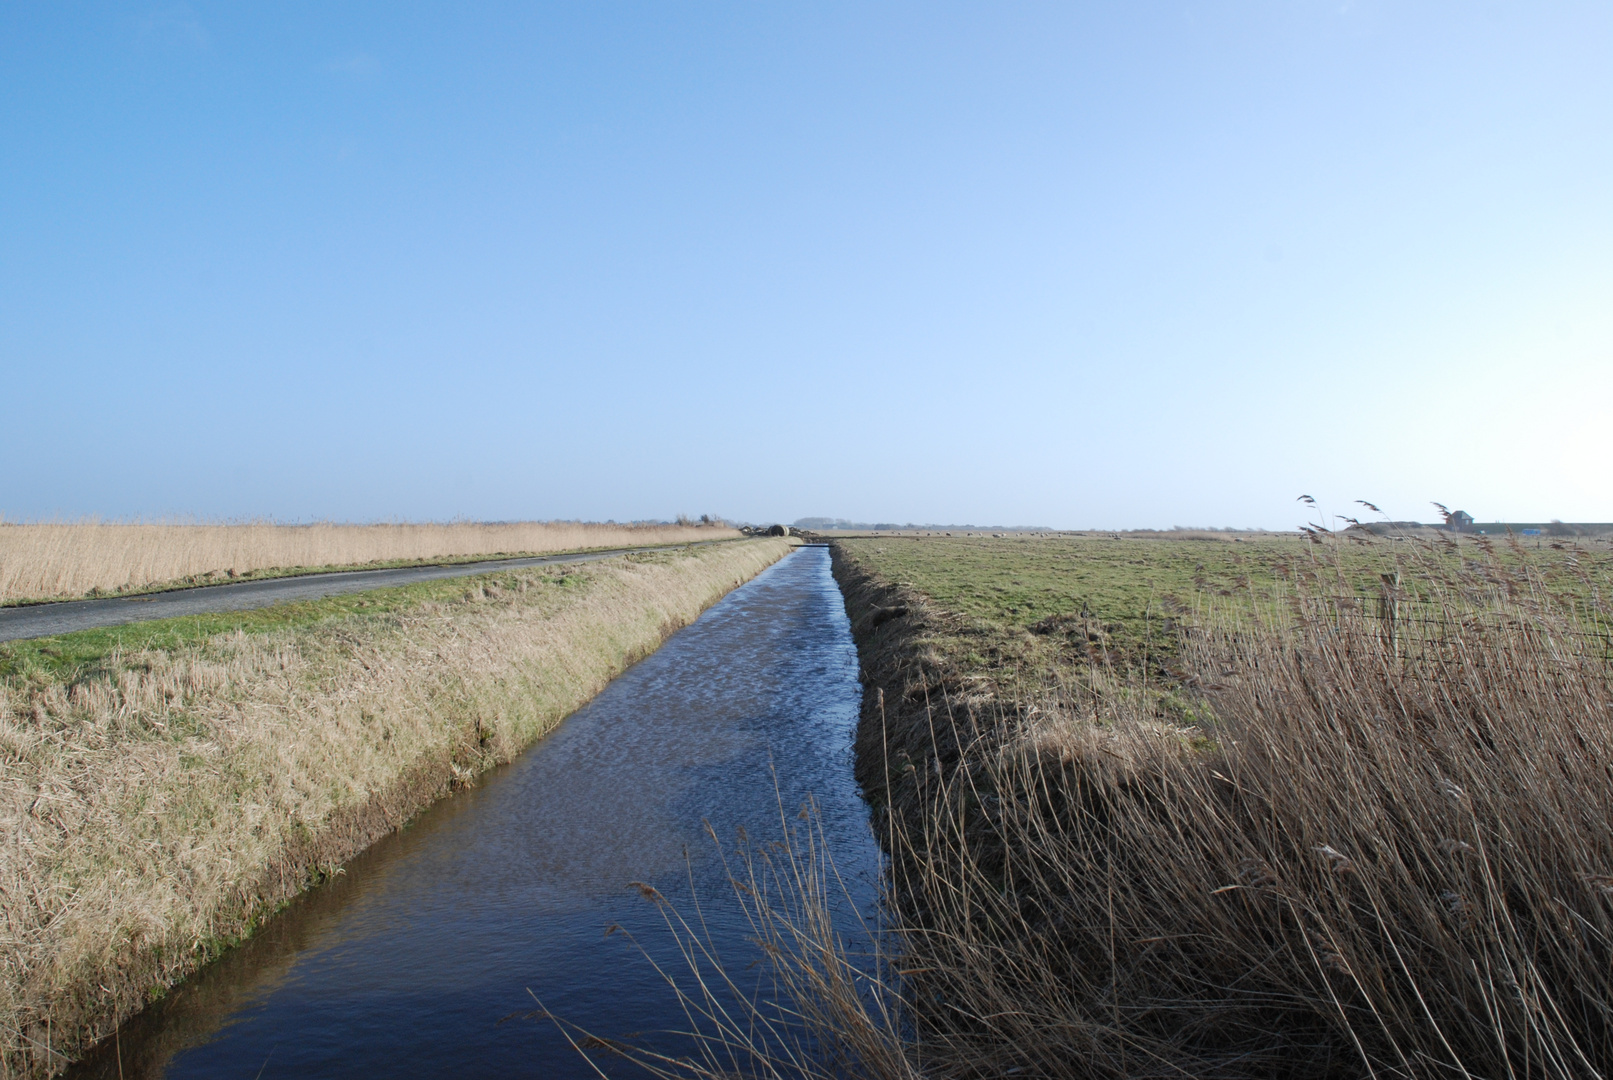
[767,524,790,537]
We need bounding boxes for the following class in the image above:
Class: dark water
[72,545,876,1079]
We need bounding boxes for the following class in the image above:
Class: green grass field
[834,533,1331,686]
[837,531,1611,672]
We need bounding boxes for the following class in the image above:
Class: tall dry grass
[561,806,915,1080]
[0,538,789,1078]
[642,539,1613,1079]
[0,520,738,604]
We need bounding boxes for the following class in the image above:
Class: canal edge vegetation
[724,532,1613,1080]
[0,537,794,1078]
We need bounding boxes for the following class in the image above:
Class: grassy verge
[0,538,793,1078]
[777,532,1613,1080]
[0,546,723,679]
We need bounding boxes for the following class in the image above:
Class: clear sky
[3,3,1609,529]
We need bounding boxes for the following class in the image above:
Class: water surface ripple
[72,545,875,1079]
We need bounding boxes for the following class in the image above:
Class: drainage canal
[70,545,876,1079]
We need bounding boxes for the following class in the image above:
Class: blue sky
[3,2,1609,528]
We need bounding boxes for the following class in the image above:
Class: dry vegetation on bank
[0,520,739,605]
[0,537,789,1078]
[650,533,1613,1080]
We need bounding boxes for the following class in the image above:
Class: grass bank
[774,532,1613,1080]
[0,537,792,1078]
[0,520,740,605]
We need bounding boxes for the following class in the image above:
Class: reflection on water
[70,546,875,1079]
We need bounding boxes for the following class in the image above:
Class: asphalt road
[0,545,712,644]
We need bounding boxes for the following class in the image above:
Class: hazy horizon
[4,4,1608,529]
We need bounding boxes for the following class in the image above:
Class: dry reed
[635,537,1613,1079]
[0,520,738,604]
[0,538,789,1078]
[548,801,916,1080]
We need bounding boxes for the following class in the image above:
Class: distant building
[1447,510,1475,532]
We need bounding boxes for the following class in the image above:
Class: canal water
[71,545,877,1079]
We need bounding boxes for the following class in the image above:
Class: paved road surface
[0,545,716,644]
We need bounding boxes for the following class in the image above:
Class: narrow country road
[0,544,727,643]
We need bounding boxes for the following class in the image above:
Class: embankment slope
[1,538,791,1078]
[829,535,1613,1079]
